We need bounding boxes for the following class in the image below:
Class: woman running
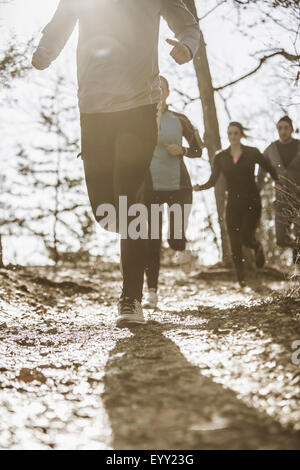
[144,76,203,308]
[194,122,278,287]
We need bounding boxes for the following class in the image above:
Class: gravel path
[0,264,299,449]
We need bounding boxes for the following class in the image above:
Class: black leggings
[81,105,158,301]
[144,189,193,290]
[226,195,261,275]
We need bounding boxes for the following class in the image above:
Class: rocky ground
[0,262,299,450]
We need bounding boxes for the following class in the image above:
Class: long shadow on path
[103,322,300,450]
[174,293,300,354]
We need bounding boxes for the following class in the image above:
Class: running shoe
[255,243,265,269]
[144,288,158,309]
[116,297,146,328]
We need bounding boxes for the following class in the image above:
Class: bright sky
[1,0,299,265]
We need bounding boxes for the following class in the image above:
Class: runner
[32,0,200,326]
[143,76,203,308]
[258,116,300,272]
[194,122,278,287]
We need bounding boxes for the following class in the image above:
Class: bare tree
[0,38,33,89]
[13,75,95,265]
[0,35,34,266]
[180,0,299,265]
[182,0,231,264]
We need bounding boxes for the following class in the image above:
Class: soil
[0,263,299,450]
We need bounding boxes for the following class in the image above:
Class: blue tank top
[150,110,183,191]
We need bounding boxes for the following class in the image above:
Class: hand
[165,144,184,156]
[193,184,201,191]
[32,47,52,70]
[166,38,192,65]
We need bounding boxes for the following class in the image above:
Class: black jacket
[198,145,278,198]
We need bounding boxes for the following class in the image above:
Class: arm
[254,148,278,184]
[257,148,270,192]
[161,0,200,61]
[32,0,78,69]
[180,114,203,158]
[194,154,222,191]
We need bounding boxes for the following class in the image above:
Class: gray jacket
[38,0,200,113]
[258,139,300,202]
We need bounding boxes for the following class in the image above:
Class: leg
[241,198,265,269]
[226,200,245,283]
[275,202,293,248]
[166,189,193,251]
[146,238,162,290]
[241,198,261,250]
[114,105,158,301]
[80,113,116,226]
[144,192,164,291]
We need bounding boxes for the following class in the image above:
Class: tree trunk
[183,0,231,264]
[0,235,3,268]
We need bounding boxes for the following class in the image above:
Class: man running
[258,116,300,271]
[32,0,200,327]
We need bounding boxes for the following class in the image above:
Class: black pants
[226,194,261,277]
[144,189,193,290]
[81,105,158,301]
[274,200,300,262]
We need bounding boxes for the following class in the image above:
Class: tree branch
[198,0,227,21]
[214,49,300,91]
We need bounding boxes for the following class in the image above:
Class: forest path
[0,264,299,450]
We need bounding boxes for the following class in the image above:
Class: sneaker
[144,288,158,309]
[255,243,265,269]
[116,297,146,328]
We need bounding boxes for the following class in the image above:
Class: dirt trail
[0,264,299,450]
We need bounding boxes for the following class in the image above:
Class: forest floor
[0,261,299,450]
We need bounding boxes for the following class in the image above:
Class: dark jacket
[198,145,278,198]
[257,139,300,202]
